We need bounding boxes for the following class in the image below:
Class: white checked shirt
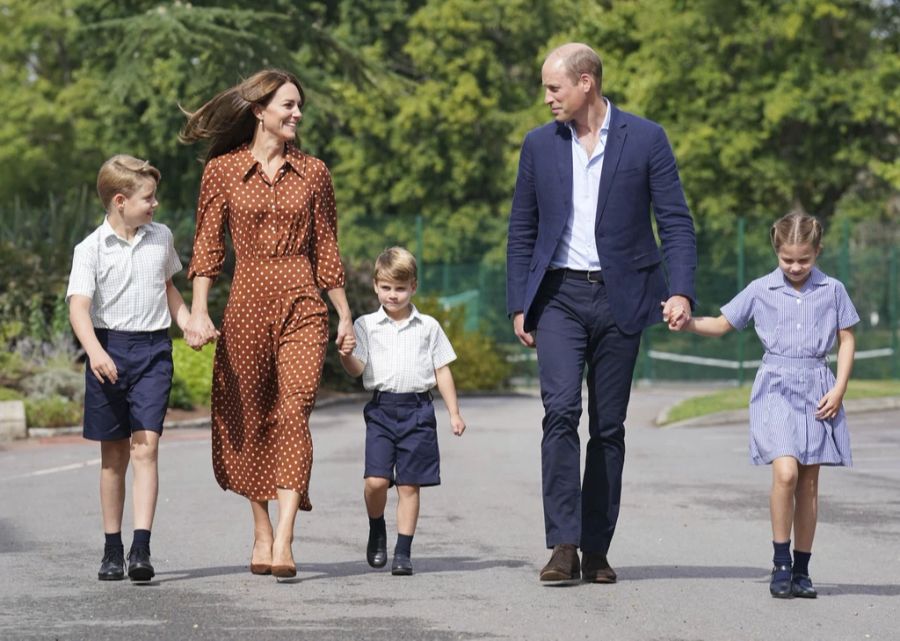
[66,218,182,331]
[352,305,457,393]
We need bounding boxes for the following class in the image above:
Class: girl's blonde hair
[179,68,304,161]
[96,155,160,211]
[374,247,417,283]
[770,211,824,251]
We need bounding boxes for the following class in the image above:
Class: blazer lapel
[554,122,573,226]
[595,104,626,229]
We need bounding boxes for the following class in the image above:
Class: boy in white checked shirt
[67,155,191,582]
[340,247,466,576]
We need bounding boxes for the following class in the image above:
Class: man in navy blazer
[507,43,697,583]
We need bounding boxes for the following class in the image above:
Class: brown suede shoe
[581,551,617,583]
[540,544,580,582]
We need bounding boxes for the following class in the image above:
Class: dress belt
[762,353,828,369]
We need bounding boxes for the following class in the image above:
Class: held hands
[661,295,692,331]
[335,317,355,356]
[184,311,219,351]
[87,347,118,384]
[816,386,845,421]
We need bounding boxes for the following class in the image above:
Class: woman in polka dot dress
[181,69,355,578]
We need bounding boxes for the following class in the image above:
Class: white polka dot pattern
[188,144,346,507]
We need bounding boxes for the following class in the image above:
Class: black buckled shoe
[127,547,155,582]
[791,573,817,598]
[391,553,413,576]
[769,564,793,598]
[98,547,125,581]
[367,530,387,568]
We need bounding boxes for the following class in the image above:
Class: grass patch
[662,379,900,425]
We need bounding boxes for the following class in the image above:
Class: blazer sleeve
[506,134,539,316]
[648,126,697,305]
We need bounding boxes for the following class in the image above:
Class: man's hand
[661,295,692,331]
[512,312,535,348]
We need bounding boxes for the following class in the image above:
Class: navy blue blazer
[506,104,697,335]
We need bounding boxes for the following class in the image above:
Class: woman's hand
[185,311,219,350]
[335,317,354,356]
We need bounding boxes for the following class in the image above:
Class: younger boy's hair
[770,210,824,252]
[374,246,417,283]
[97,155,161,211]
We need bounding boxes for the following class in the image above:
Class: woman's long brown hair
[179,69,305,161]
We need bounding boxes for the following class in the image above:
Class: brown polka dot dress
[188,144,345,508]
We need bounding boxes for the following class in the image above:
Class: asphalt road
[1,387,898,641]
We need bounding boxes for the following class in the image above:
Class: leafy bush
[416,297,511,392]
[24,395,81,428]
[21,368,84,404]
[0,387,24,401]
[171,339,215,408]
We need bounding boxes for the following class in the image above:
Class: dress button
[796,323,801,329]
[796,299,801,305]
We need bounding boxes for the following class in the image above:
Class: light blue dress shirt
[550,98,611,271]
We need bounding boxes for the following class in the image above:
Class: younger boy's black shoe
[769,564,793,598]
[127,548,155,582]
[98,547,125,581]
[367,531,387,568]
[391,553,413,576]
[791,573,818,598]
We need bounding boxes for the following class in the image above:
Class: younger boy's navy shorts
[83,329,173,441]
[364,391,441,487]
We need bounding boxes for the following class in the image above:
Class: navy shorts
[83,329,173,441]
[364,391,441,487]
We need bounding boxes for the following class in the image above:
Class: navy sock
[104,532,123,551]
[395,533,413,558]
[131,529,151,553]
[369,516,386,540]
[773,540,792,569]
[793,550,811,576]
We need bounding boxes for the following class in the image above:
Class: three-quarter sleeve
[308,160,346,290]
[187,158,228,281]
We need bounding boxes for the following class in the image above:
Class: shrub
[171,339,215,407]
[24,395,82,428]
[21,368,84,404]
[0,387,24,401]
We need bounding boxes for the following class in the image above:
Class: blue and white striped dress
[721,267,859,466]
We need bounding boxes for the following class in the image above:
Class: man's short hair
[374,246,418,283]
[560,45,603,94]
[97,155,161,210]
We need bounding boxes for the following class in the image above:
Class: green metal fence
[415,218,899,383]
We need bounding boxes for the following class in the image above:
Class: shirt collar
[374,304,421,326]
[101,216,147,246]
[764,266,827,290]
[237,143,308,181]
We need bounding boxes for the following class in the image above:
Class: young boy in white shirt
[340,247,466,575]
[67,155,190,582]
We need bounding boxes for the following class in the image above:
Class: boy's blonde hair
[97,155,161,211]
[770,211,824,252]
[374,246,417,283]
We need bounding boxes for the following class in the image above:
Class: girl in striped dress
[670,212,859,599]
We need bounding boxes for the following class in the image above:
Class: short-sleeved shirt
[66,218,182,331]
[352,305,457,393]
[721,267,859,357]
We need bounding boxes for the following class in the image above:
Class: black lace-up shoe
[367,530,388,568]
[98,547,125,581]
[127,548,155,582]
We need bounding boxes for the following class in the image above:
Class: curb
[658,395,900,429]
